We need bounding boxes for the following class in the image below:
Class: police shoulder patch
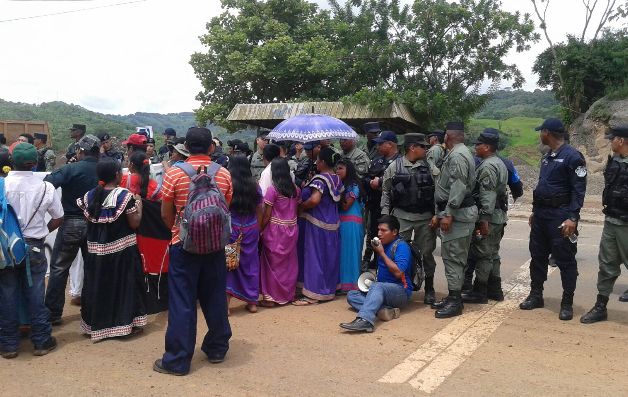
[575,166,587,177]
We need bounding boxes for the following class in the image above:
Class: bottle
[558,223,578,243]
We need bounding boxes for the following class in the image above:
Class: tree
[192,0,539,130]
[530,0,628,121]
[533,29,628,122]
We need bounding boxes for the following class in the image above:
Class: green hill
[474,89,560,120]
[109,112,198,137]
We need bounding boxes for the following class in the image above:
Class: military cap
[33,132,48,143]
[363,122,382,134]
[445,121,464,131]
[404,133,428,146]
[535,118,565,133]
[97,132,111,142]
[605,123,628,139]
[474,128,500,146]
[76,134,100,152]
[372,130,398,144]
[164,128,177,136]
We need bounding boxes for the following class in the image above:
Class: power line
[0,0,148,23]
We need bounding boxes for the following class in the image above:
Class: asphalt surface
[3,219,628,396]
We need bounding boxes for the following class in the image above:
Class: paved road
[4,219,628,396]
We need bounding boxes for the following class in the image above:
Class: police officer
[381,133,438,304]
[158,128,177,162]
[98,132,123,163]
[363,122,382,160]
[33,132,55,172]
[580,124,628,323]
[520,118,586,321]
[426,130,445,177]
[250,131,268,181]
[431,121,478,318]
[362,131,401,269]
[65,124,86,163]
[340,137,369,179]
[462,129,508,304]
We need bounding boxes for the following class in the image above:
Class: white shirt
[258,163,295,196]
[5,171,64,239]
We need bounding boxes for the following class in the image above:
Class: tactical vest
[390,158,435,214]
[603,156,628,221]
[35,148,48,172]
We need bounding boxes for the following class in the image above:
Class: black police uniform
[362,152,400,267]
[528,144,586,304]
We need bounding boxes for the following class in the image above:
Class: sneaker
[33,336,57,356]
[376,307,401,322]
[1,350,18,359]
[152,359,188,376]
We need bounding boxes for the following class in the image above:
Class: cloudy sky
[0,0,625,115]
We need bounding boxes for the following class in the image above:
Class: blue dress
[338,183,364,292]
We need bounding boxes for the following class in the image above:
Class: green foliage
[533,29,628,123]
[192,0,539,130]
[0,99,135,151]
[474,89,560,120]
[469,117,544,166]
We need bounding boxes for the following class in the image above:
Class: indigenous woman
[120,151,161,201]
[336,159,365,293]
[78,159,146,341]
[259,158,300,306]
[226,155,263,313]
[294,147,344,305]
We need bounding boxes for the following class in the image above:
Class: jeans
[0,239,51,351]
[45,217,88,320]
[161,245,232,374]
[347,282,409,325]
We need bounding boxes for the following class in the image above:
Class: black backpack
[390,239,425,291]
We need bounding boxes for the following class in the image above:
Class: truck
[0,120,51,145]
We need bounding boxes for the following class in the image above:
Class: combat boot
[486,275,505,301]
[619,289,628,302]
[519,289,544,310]
[461,271,473,293]
[423,276,436,305]
[435,291,464,318]
[461,280,488,304]
[580,295,609,324]
[559,291,574,321]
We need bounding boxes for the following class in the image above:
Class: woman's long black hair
[336,158,365,203]
[129,151,150,198]
[88,159,121,218]
[271,157,297,198]
[228,154,261,215]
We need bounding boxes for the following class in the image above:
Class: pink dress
[260,185,300,304]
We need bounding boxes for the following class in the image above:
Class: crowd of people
[0,118,627,377]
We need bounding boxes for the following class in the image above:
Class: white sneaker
[376,307,401,321]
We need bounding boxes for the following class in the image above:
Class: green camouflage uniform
[250,150,265,181]
[38,147,56,172]
[469,154,508,284]
[434,143,478,290]
[342,146,370,179]
[427,144,445,177]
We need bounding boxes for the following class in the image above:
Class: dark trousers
[529,215,578,294]
[45,217,88,320]
[161,245,232,374]
[362,205,382,268]
[0,239,50,351]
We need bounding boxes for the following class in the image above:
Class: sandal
[259,300,276,308]
[292,297,319,306]
[245,304,258,313]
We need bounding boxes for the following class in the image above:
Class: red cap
[122,134,147,146]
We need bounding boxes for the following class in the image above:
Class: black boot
[559,292,574,321]
[519,289,544,310]
[461,271,473,293]
[619,289,628,302]
[431,296,448,310]
[435,291,464,318]
[461,280,488,304]
[423,276,436,305]
[486,275,505,301]
[580,295,609,324]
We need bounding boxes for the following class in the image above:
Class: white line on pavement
[379,260,557,394]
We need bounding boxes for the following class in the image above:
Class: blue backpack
[0,178,30,284]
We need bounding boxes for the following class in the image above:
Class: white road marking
[379,260,557,393]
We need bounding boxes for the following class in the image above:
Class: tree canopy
[191,0,539,130]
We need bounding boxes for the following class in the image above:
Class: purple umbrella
[267,114,357,142]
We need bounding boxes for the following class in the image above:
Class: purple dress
[298,173,344,301]
[226,187,262,304]
[260,185,300,304]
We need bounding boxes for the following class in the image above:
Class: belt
[533,194,570,208]
[437,196,475,212]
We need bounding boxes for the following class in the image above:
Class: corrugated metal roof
[226,102,420,133]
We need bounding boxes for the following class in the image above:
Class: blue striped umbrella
[267,114,357,142]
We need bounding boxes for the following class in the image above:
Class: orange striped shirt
[161,155,233,244]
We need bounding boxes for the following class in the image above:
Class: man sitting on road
[340,215,412,333]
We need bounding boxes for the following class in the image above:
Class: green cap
[12,143,37,167]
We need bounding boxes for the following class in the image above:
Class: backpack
[0,178,30,284]
[391,239,425,292]
[175,162,231,255]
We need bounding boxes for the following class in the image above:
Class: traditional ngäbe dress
[338,183,364,292]
[78,187,147,341]
[297,173,344,301]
